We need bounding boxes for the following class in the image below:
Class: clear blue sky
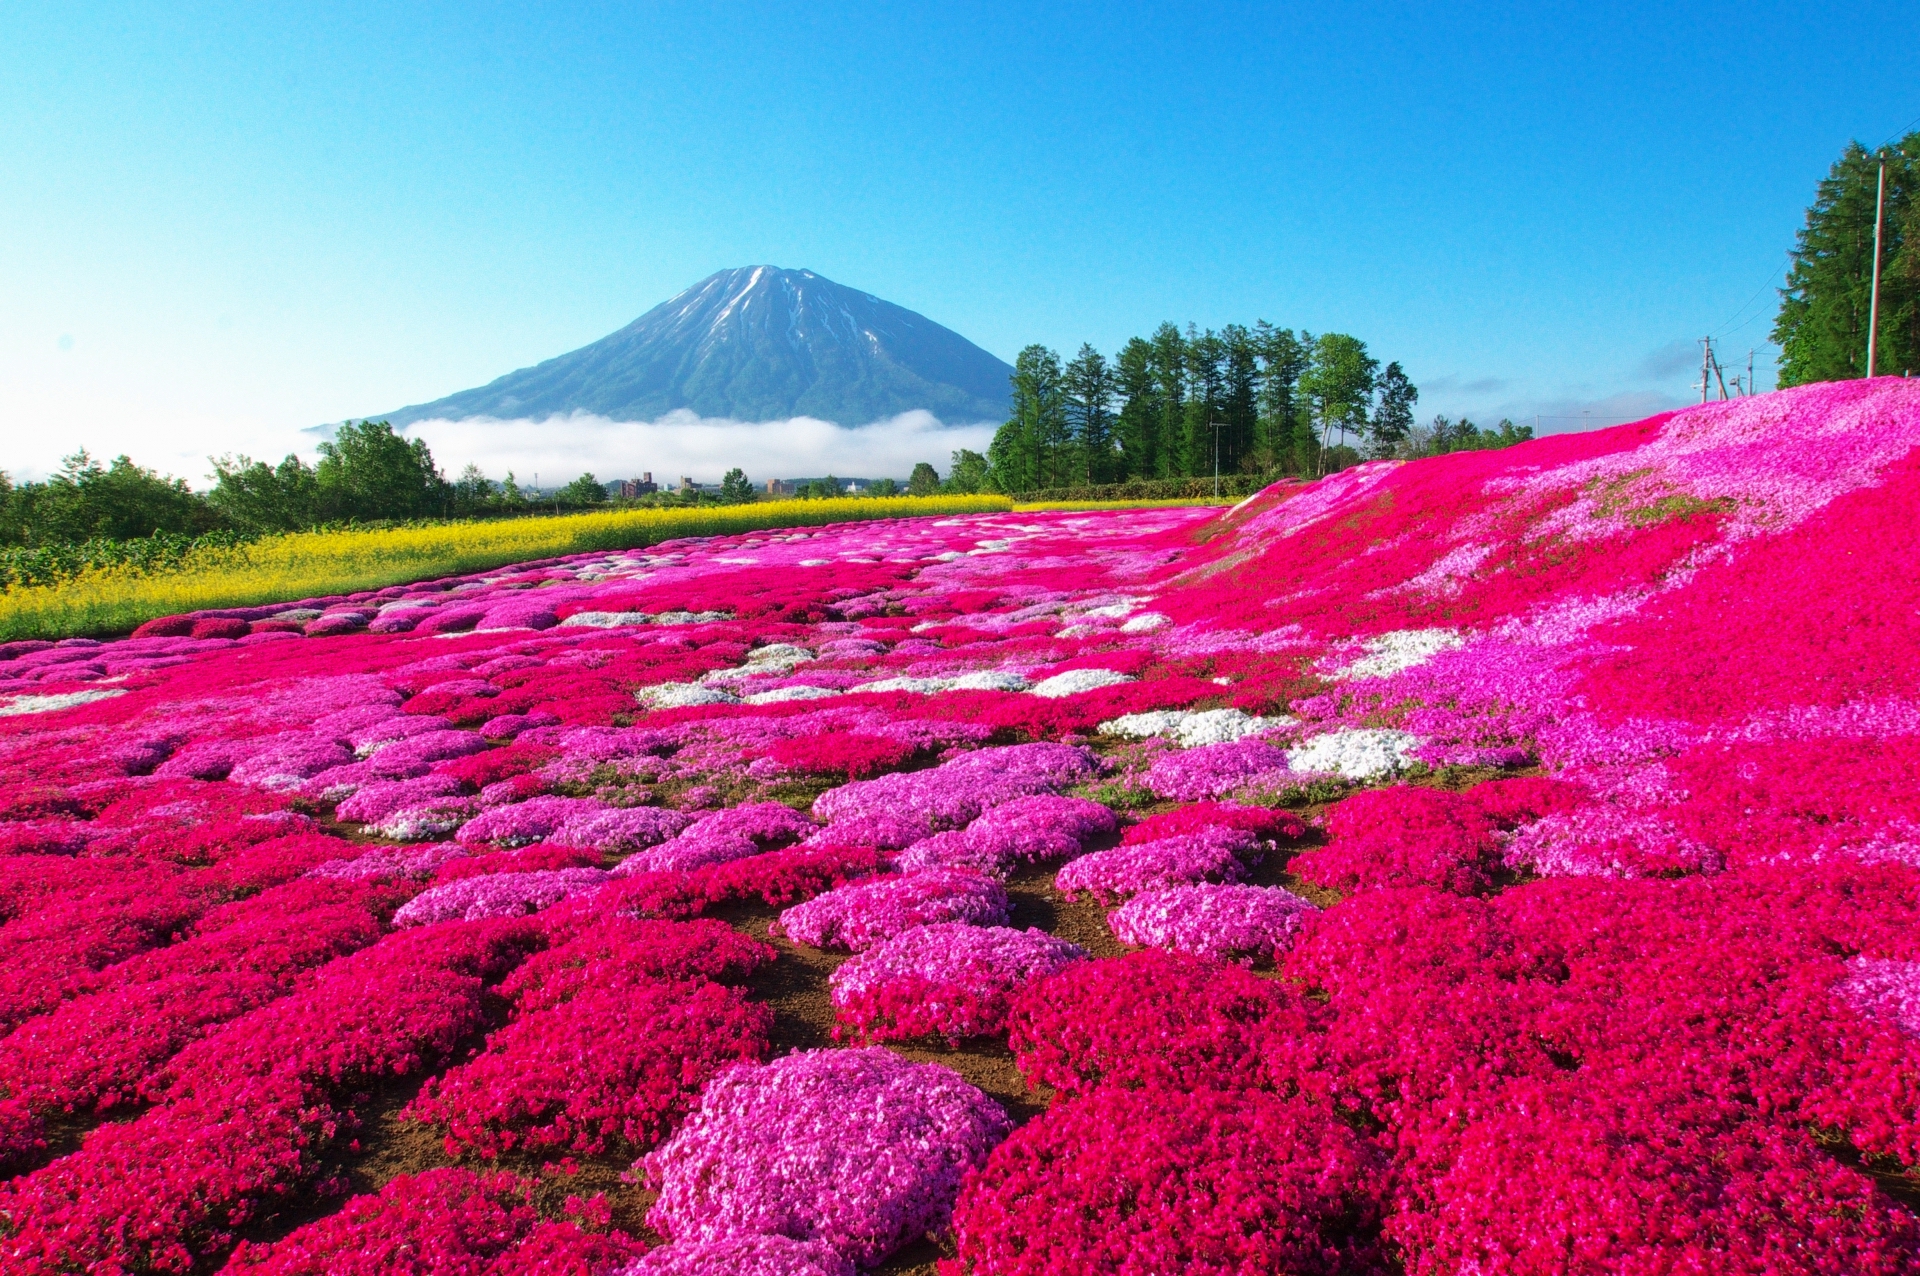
[3,1,1916,480]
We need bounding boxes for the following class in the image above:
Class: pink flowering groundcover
[3,381,1920,1272]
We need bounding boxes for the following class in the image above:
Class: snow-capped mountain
[374,267,1014,427]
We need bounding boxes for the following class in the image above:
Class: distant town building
[614,472,657,498]
[766,479,796,497]
[677,476,698,492]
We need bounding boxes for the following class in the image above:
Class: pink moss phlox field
[1007,949,1326,1098]
[643,1047,1012,1268]
[7,383,1920,1269]
[777,868,1011,951]
[947,1086,1390,1276]
[829,923,1088,1043]
[223,1167,642,1275]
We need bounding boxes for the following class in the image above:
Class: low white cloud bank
[402,409,999,485]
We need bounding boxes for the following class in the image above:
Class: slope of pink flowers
[2,380,1919,1270]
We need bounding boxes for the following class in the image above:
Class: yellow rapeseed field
[0,495,1013,641]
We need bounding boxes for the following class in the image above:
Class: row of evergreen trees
[985,325,1424,493]
[1773,130,1918,385]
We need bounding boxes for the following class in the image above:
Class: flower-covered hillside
[3,378,1920,1275]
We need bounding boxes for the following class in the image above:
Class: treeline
[1774,130,1918,385]
[981,323,1529,495]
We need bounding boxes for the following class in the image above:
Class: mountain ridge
[370,266,1014,428]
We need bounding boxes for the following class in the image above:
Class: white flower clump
[744,685,843,705]
[1098,707,1289,748]
[851,669,1032,696]
[1028,669,1135,699]
[1120,612,1172,633]
[1285,728,1421,780]
[0,689,127,717]
[1325,629,1464,681]
[561,609,731,628]
[636,682,742,709]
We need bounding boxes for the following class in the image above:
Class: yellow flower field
[0,495,1013,641]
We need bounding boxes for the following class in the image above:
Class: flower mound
[224,1167,640,1274]
[829,923,1087,1042]
[949,1086,1389,1276]
[644,1047,1012,1268]
[1007,949,1325,1097]
[778,869,1010,951]
[619,1234,854,1276]
[1054,828,1258,902]
[1109,882,1318,964]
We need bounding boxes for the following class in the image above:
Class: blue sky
[3,2,1916,480]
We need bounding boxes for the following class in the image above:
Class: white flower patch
[1285,728,1421,780]
[0,689,127,717]
[1028,669,1136,699]
[636,682,742,709]
[1173,709,1282,748]
[1120,612,1172,633]
[743,685,844,705]
[948,670,1030,692]
[1097,707,1290,747]
[1100,710,1189,738]
[1325,629,1464,681]
[560,611,651,627]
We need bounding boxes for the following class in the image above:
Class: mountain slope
[375,267,1014,427]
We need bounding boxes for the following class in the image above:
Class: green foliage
[559,472,607,507]
[2,451,218,548]
[313,421,452,521]
[989,345,1071,493]
[1775,133,1919,385]
[983,322,1411,494]
[869,477,899,497]
[719,467,755,504]
[1400,415,1534,458]
[907,462,941,496]
[1371,362,1419,457]
[945,449,991,495]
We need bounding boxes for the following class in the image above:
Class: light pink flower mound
[333,775,464,825]
[456,796,606,847]
[1143,739,1290,801]
[392,868,610,926]
[960,796,1117,865]
[643,1047,1011,1269]
[1108,883,1318,965]
[777,870,1010,952]
[811,744,1098,846]
[829,923,1088,1042]
[1054,828,1258,902]
[549,806,696,855]
[618,1234,854,1276]
[617,803,817,875]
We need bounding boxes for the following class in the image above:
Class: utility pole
[1747,349,1755,396]
[1699,338,1714,404]
[1211,418,1222,497]
[1869,154,1887,378]
[1713,347,1730,401]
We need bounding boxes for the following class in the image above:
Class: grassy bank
[0,495,1013,642]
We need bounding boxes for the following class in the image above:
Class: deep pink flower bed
[4,381,1920,1271]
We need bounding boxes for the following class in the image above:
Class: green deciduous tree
[313,421,450,521]
[1299,334,1378,473]
[946,449,990,494]
[208,454,322,531]
[907,462,941,496]
[1774,134,1919,385]
[9,451,216,546]
[719,468,754,504]
[560,472,607,507]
